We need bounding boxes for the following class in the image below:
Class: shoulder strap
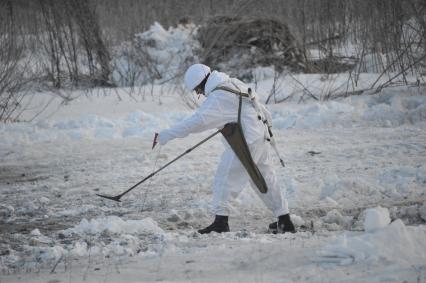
[238,94,242,124]
[212,83,245,123]
[211,84,249,98]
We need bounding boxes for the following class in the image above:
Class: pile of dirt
[197,16,306,78]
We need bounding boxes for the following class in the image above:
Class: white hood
[205,71,229,95]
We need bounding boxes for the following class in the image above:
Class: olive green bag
[219,94,268,194]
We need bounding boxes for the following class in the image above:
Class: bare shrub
[0,1,33,122]
[111,22,199,103]
[35,0,113,88]
[198,16,306,79]
[69,0,113,87]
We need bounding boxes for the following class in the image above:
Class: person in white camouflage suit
[154,64,295,234]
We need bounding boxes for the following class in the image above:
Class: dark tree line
[0,0,425,121]
[6,0,425,74]
[0,0,114,121]
[1,0,112,89]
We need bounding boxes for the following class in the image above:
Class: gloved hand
[152,130,171,149]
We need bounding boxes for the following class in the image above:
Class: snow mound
[113,22,199,86]
[30,229,42,236]
[290,214,305,227]
[321,209,353,229]
[317,219,426,265]
[63,216,164,236]
[364,206,391,232]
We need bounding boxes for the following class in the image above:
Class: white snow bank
[317,219,426,265]
[271,87,426,130]
[1,108,188,145]
[3,85,426,145]
[63,216,164,236]
[364,207,391,232]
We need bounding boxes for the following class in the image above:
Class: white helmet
[184,64,211,91]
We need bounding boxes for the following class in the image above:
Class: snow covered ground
[1,80,426,282]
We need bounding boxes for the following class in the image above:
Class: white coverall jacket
[159,71,289,217]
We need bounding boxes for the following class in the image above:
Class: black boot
[198,215,230,234]
[268,214,296,234]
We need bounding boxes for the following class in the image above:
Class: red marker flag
[152,133,159,149]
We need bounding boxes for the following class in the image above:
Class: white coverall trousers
[212,138,289,217]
